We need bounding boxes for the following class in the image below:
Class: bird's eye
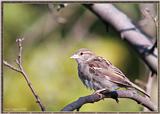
[80,52,83,55]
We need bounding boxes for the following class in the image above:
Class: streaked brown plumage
[71,48,150,98]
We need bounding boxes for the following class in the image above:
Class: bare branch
[84,4,157,74]
[3,38,46,111]
[61,90,157,111]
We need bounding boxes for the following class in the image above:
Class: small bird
[70,48,150,98]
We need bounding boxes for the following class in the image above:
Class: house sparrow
[70,48,150,98]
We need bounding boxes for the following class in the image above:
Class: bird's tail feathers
[130,82,150,98]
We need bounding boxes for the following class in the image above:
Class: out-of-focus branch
[143,72,156,111]
[84,4,157,74]
[138,3,157,38]
[138,4,158,111]
[48,3,67,24]
[3,38,46,111]
[61,90,157,111]
[146,72,155,96]
[68,10,96,40]
[135,79,146,89]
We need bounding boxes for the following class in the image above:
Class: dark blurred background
[3,3,158,112]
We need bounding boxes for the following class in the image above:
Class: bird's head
[70,48,95,63]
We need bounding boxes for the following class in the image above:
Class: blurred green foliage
[3,3,155,112]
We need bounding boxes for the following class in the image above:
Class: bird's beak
[70,54,80,59]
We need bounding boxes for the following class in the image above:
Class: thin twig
[3,38,46,111]
[143,72,156,111]
[140,7,157,53]
[3,60,21,73]
[61,90,157,111]
[138,5,157,37]
[146,8,158,28]
[135,79,146,89]
[146,72,155,95]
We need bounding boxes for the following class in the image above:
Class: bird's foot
[92,89,108,99]
[110,91,119,103]
[93,90,119,103]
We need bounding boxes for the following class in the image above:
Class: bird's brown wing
[87,56,131,87]
[87,56,150,97]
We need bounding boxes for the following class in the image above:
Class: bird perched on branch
[70,48,150,98]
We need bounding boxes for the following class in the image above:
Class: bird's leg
[92,88,109,99]
[93,88,108,94]
[93,88,120,103]
[109,87,120,103]
[110,91,119,103]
